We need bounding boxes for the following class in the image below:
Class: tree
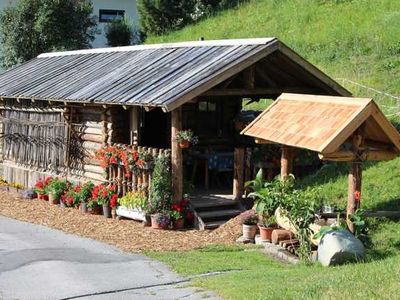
[0,0,97,69]
[137,0,246,36]
[138,0,196,35]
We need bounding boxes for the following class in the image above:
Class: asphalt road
[0,216,218,300]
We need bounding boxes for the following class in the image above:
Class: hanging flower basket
[179,140,190,149]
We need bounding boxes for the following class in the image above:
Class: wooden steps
[190,193,244,230]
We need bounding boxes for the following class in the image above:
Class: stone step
[197,209,242,220]
[204,220,227,230]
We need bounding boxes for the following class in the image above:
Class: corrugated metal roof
[0,38,349,111]
[241,93,400,154]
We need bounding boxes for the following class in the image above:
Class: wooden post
[347,126,365,232]
[130,107,139,146]
[233,147,245,200]
[280,146,294,181]
[171,107,183,203]
[347,161,362,232]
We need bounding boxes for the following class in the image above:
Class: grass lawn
[147,158,400,299]
[147,157,400,298]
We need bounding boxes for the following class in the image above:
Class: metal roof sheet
[0,38,349,111]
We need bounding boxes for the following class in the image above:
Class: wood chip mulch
[0,191,242,252]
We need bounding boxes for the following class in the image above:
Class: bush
[105,17,145,47]
[148,156,172,214]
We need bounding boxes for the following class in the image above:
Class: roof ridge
[38,37,277,58]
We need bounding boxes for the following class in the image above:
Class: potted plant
[176,129,199,149]
[136,151,154,170]
[87,199,101,215]
[34,179,47,200]
[46,178,69,205]
[239,210,259,239]
[170,199,190,230]
[92,183,118,218]
[246,171,285,241]
[148,156,172,229]
[76,182,94,214]
[117,190,147,221]
[258,215,277,241]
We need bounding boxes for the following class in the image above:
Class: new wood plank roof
[0,38,350,111]
[241,93,400,154]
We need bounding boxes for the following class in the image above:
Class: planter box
[116,206,146,222]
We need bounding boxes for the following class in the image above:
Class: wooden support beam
[243,66,255,89]
[255,138,274,144]
[347,126,365,233]
[319,150,398,162]
[171,107,183,203]
[233,148,245,200]
[202,87,315,97]
[280,146,294,181]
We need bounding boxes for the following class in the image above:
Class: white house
[0,0,139,48]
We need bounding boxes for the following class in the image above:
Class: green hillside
[147,0,400,107]
[147,2,400,299]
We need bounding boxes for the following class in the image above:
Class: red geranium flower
[110,194,118,208]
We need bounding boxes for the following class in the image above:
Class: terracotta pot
[258,225,275,242]
[80,203,88,214]
[102,204,112,218]
[111,207,117,219]
[48,193,60,205]
[151,214,169,229]
[89,203,102,215]
[37,194,49,201]
[242,224,257,240]
[173,218,185,230]
[179,140,190,149]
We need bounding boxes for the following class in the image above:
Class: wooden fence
[106,145,170,197]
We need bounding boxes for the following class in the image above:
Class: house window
[99,9,125,23]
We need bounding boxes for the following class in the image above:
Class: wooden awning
[241,93,400,160]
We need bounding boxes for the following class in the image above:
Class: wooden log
[271,229,295,245]
[72,126,103,135]
[281,146,294,181]
[81,141,103,151]
[233,148,245,200]
[79,133,103,143]
[171,108,183,203]
[281,239,299,248]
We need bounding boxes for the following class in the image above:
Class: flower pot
[258,225,275,242]
[59,200,66,208]
[151,214,169,229]
[89,204,102,215]
[111,207,117,219]
[80,203,88,214]
[179,140,190,149]
[242,224,257,240]
[173,218,185,230]
[37,193,48,201]
[48,193,60,205]
[102,204,112,218]
[142,162,153,170]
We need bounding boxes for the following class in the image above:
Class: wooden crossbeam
[202,87,315,97]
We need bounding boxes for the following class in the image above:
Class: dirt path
[0,191,241,252]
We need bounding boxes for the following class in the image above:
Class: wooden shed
[242,93,400,229]
[0,38,351,228]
